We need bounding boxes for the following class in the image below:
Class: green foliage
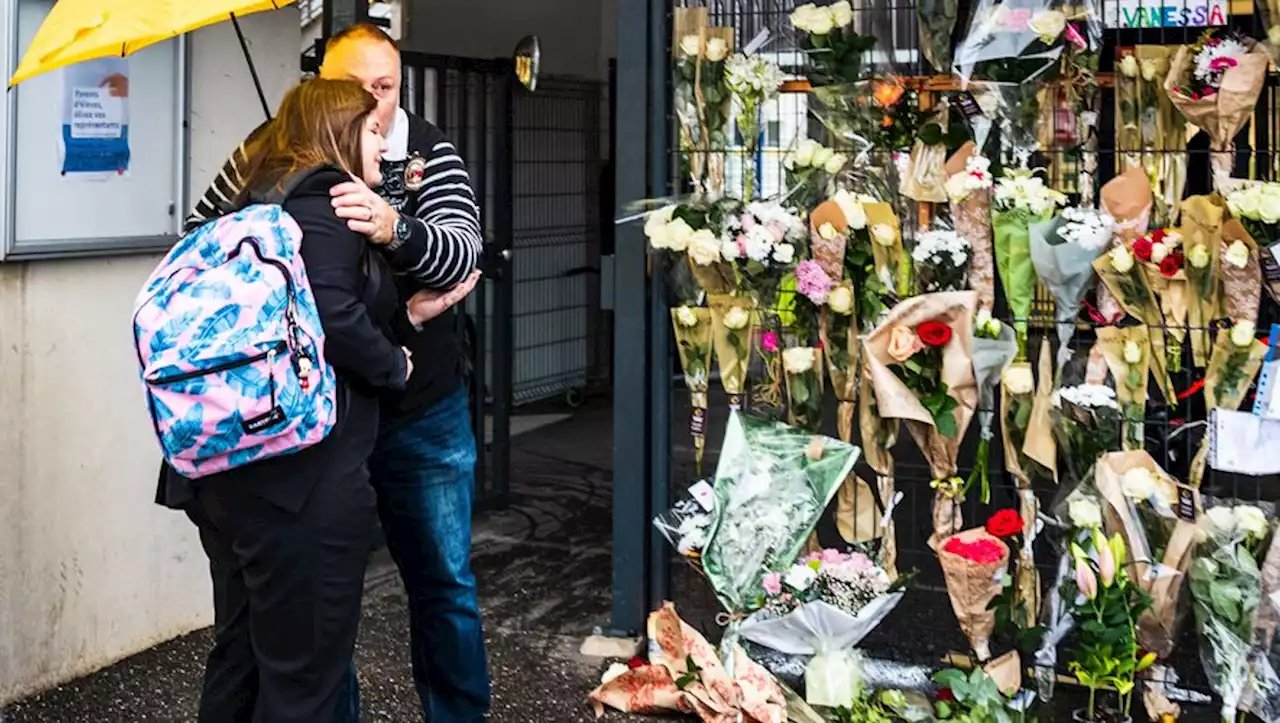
[889,346,960,438]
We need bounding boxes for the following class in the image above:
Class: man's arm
[184,122,270,232]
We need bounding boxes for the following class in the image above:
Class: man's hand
[406,270,482,327]
[331,176,397,245]
[402,347,414,381]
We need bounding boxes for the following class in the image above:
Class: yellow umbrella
[10,0,294,115]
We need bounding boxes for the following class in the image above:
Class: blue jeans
[361,386,491,722]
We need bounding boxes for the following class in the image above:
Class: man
[187,24,491,723]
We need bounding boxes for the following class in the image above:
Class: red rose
[936,687,956,702]
[985,509,1024,538]
[1160,251,1184,278]
[1150,228,1166,245]
[917,320,953,347]
[627,656,647,669]
[1132,237,1153,262]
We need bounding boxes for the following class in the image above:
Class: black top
[185,113,484,428]
[156,167,406,513]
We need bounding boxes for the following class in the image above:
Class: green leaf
[1210,582,1245,624]
[918,123,944,145]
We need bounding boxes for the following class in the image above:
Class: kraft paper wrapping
[865,292,978,543]
[1181,196,1226,367]
[823,309,882,545]
[902,111,949,203]
[937,528,1010,662]
[1000,364,1037,490]
[1188,331,1268,487]
[1220,219,1263,324]
[1096,326,1153,452]
[689,256,737,296]
[1164,42,1269,192]
[673,8,708,188]
[1098,167,1155,324]
[810,201,849,282]
[860,365,900,578]
[1016,488,1041,629]
[1094,451,1200,659]
[709,295,756,410]
[866,203,909,298]
[1137,45,1188,228]
[1022,339,1058,480]
[1141,261,1185,403]
[672,308,715,473]
[946,143,997,311]
[984,650,1023,696]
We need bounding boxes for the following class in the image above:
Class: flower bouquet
[938,528,1010,662]
[867,204,911,300]
[1095,167,1155,326]
[1094,326,1151,451]
[832,190,893,331]
[672,305,716,474]
[790,2,875,89]
[1093,451,1200,660]
[1164,30,1269,192]
[993,169,1067,358]
[1092,242,1159,332]
[785,139,847,213]
[783,345,824,433]
[654,479,716,564]
[913,229,971,293]
[1219,219,1263,326]
[946,144,996,311]
[865,292,978,543]
[967,310,1018,504]
[1189,500,1277,722]
[589,602,785,722]
[1187,321,1268,488]
[701,413,860,631]
[859,364,902,579]
[724,52,784,200]
[1181,194,1226,367]
[645,201,738,297]
[1133,226,1186,393]
[1117,46,1187,228]
[1029,205,1113,369]
[1052,380,1123,487]
[709,297,755,411]
[986,508,1041,643]
[1226,181,1280,305]
[739,549,904,708]
[673,8,734,195]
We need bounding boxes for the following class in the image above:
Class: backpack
[132,191,337,479]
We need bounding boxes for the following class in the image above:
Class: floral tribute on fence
[593,4,1280,721]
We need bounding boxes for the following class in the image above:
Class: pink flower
[1075,560,1098,600]
[762,331,780,353]
[886,325,924,363]
[1064,23,1086,50]
[1201,87,1217,97]
[762,572,782,595]
[735,235,748,256]
[795,260,834,305]
[1209,56,1238,72]
[740,213,757,231]
[821,549,844,564]
[1097,537,1116,587]
[1005,8,1032,32]
[766,221,787,242]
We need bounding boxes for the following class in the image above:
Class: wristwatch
[387,216,411,252]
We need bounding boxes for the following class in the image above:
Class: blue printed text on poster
[61,59,130,175]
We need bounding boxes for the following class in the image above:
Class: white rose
[1206,506,1238,536]
[723,305,752,331]
[1164,230,1183,248]
[1150,241,1169,264]
[1235,505,1270,539]
[790,4,818,32]
[1188,244,1211,269]
[1120,54,1140,78]
[772,243,796,264]
[784,563,817,591]
[1121,467,1156,501]
[1028,9,1066,43]
[1110,246,1135,273]
[1003,366,1035,396]
[812,146,836,169]
[824,153,848,175]
[976,308,993,333]
[945,173,970,202]
[666,218,694,252]
[828,285,854,315]
[818,222,839,241]
[871,223,896,247]
[1225,240,1251,269]
[1262,199,1280,225]
[829,0,854,28]
[1230,320,1256,348]
[783,347,816,375]
[1068,496,1103,529]
[705,37,729,62]
[806,8,835,35]
[687,229,722,266]
[675,305,700,328]
[843,199,868,231]
[1231,189,1261,219]
[1140,58,1158,82]
[1122,340,1143,365]
[679,34,702,58]
[793,139,820,168]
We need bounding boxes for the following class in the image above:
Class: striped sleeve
[183,122,269,233]
[384,138,484,290]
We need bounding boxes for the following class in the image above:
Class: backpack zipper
[150,341,288,385]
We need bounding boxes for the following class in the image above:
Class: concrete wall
[0,8,301,704]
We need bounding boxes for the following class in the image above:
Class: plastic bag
[1028,209,1112,370]
[804,648,862,709]
[654,479,717,560]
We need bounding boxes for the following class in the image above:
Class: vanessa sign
[1103,0,1229,28]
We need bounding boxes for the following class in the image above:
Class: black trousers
[186,452,377,723]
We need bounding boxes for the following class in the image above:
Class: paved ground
[0,395,1225,722]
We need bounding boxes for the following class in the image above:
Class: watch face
[396,218,411,240]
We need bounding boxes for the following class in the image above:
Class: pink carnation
[761,331,780,353]
[795,260,834,305]
[1209,56,1239,72]
[1064,23,1086,50]
[762,572,782,595]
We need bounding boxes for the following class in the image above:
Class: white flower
[665,218,694,252]
[722,306,751,331]
[675,306,700,327]
[705,37,729,62]
[828,285,854,315]
[818,222,839,241]
[721,238,742,261]
[1108,246,1134,274]
[1122,340,1143,365]
[812,146,836,169]
[833,189,868,231]
[1229,186,1262,219]
[1188,244,1211,269]
[1230,319,1256,348]
[1069,496,1103,529]
[1149,241,1169,264]
[993,170,1066,216]
[1054,383,1120,411]
[1003,366,1035,396]
[805,7,835,35]
[679,34,703,58]
[1235,505,1270,539]
[1121,467,1156,501]
[824,153,848,175]
[792,139,821,168]
[871,223,896,247]
[772,242,796,264]
[1164,230,1183,248]
[644,206,676,248]
[1140,58,1159,82]
[829,0,854,28]
[783,347,816,375]
[1225,240,1251,269]
[790,3,819,32]
[1028,10,1066,44]
[784,563,818,591]
[1058,207,1115,252]
[744,226,774,262]
[687,229,722,266]
[1206,506,1238,536]
[1120,54,1140,78]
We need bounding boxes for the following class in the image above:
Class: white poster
[1103,0,1229,28]
[59,57,131,177]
